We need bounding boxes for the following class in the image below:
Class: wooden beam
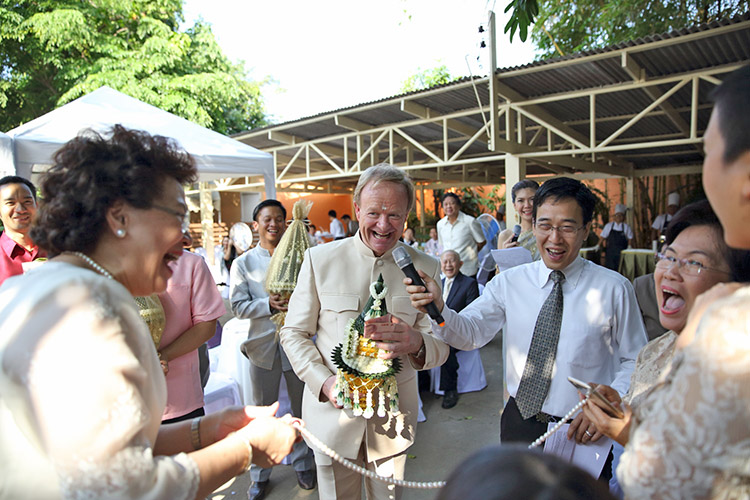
[268,130,297,144]
[621,52,645,82]
[334,115,370,132]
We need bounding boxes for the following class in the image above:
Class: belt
[534,412,561,424]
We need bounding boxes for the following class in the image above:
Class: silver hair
[440,249,462,262]
[353,163,415,213]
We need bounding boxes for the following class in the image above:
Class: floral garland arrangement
[264,199,313,332]
[331,274,401,418]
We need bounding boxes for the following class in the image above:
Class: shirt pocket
[390,295,418,326]
[320,293,360,335]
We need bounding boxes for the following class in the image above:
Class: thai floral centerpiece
[332,274,401,418]
[264,199,313,332]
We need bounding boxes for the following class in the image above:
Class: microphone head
[392,246,413,269]
[513,224,522,237]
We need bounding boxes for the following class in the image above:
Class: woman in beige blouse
[586,66,750,500]
[583,200,748,444]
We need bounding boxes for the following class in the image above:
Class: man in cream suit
[280,164,450,500]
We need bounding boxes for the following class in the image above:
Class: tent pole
[200,182,215,264]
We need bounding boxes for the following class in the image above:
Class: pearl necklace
[65,251,114,280]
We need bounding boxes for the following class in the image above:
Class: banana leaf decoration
[265,199,313,332]
[332,274,401,418]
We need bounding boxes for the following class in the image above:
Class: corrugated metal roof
[234,13,750,186]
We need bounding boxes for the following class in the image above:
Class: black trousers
[439,346,460,392]
[501,397,613,481]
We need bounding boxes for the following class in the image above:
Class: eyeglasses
[535,223,584,237]
[654,252,730,276]
[152,204,190,233]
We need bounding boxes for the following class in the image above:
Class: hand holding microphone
[502,224,522,249]
[393,246,445,326]
[510,224,522,243]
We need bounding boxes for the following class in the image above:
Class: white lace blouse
[0,262,199,500]
[619,286,750,499]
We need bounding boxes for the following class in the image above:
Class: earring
[116,228,126,238]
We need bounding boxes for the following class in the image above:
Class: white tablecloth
[212,318,292,414]
[429,348,487,395]
[204,371,242,415]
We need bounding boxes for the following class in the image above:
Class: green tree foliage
[529,0,750,58]
[400,64,454,93]
[0,0,267,134]
[503,0,539,42]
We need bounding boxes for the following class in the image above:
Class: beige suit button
[376,259,384,266]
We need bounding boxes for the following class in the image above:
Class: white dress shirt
[329,218,346,238]
[437,211,485,275]
[600,221,634,240]
[651,213,673,232]
[229,244,291,371]
[434,257,647,417]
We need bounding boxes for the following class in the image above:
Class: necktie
[515,270,565,420]
[442,278,453,302]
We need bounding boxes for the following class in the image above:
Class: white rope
[292,422,446,489]
[289,395,591,487]
[528,397,588,449]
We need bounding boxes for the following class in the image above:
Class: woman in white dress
[0,126,300,500]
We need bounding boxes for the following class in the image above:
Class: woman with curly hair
[0,126,300,500]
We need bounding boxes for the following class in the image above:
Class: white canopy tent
[4,86,276,197]
[0,132,14,178]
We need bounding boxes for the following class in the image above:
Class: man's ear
[582,221,592,240]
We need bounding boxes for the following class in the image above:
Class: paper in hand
[491,247,533,272]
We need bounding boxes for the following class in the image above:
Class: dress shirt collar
[533,256,585,290]
[0,231,38,259]
[251,243,272,258]
[445,210,469,226]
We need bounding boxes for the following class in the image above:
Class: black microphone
[510,224,522,243]
[393,246,445,326]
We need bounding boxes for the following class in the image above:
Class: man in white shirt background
[406,177,647,477]
[328,209,346,240]
[436,193,485,277]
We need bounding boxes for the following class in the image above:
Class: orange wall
[276,192,354,232]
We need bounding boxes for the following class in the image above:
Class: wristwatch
[411,340,426,360]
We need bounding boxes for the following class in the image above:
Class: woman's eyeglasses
[654,252,730,276]
[152,204,190,233]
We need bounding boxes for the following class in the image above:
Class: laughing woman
[586,66,750,500]
[497,179,540,260]
[0,126,300,500]
[581,200,750,442]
